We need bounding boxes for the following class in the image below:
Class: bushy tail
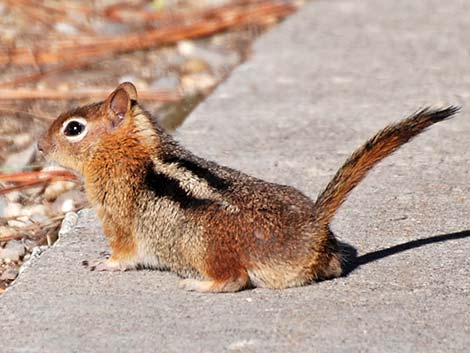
[313,106,460,227]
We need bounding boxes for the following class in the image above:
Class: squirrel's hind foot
[179,276,249,293]
[82,258,135,272]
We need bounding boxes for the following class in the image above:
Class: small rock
[158,49,185,67]
[53,197,74,214]
[0,226,16,238]
[180,58,210,75]
[7,218,31,228]
[12,134,32,148]
[4,142,36,169]
[57,82,70,92]
[54,22,78,36]
[177,40,196,56]
[227,339,257,351]
[150,75,180,91]
[4,191,21,203]
[36,82,47,90]
[220,50,241,69]
[51,190,87,214]
[22,205,47,218]
[2,29,16,42]
[182,45,240,73]
[44,181,77,202]
[5,239,25,255]
[0,240,25,262]
[31,246,48,258]
[181,73,217,95]
[23,185,44,197]
[29,212,49,224]
[24,239,39,252]
[92,22,131,36]
[42,165,68,173]
[192,46,227,69]
[59,212,79,237]
[0,267,19,281]
[3,202,22,218]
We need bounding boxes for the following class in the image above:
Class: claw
[82,258,127,272]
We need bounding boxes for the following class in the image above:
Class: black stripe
[162,156,231,192]
[144,164,211,209]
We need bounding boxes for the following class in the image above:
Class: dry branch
[4,0,95,34]
[0,170,76,182]
[104,0,258,24]
[0,1,296,67]
[0,59,95,88]
[0,109,51,121]
[0,170,77,195]
[0,88,181,102]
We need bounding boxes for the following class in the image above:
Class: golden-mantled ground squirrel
[38,82,459,292]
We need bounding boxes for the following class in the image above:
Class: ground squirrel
[37,82,459,292]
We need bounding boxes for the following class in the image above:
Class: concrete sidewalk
[1,0,469,352]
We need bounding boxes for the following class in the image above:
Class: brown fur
[38,82,459,292]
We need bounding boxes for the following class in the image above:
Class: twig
[4,0,95,35]
[0,206,82,242]
[0,170,76,182]
[0,170,77,195]
[0,1,296,67]
[104,0,257,23]
[0,219,61,241]
[0,88,181,102]
[0,181,47,194]
[0,108,52,121]
[0,59,95,88]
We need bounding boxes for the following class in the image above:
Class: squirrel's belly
[133,196,207,274]
[134,239,171,270]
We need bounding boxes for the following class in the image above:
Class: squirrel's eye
[64,121,85,136]
[61,117,88,142]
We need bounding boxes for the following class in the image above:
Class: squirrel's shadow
[336,229,470,277]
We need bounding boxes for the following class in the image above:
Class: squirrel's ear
[106,82,137,124]
[108,87,130,119]
[117,82,137,101]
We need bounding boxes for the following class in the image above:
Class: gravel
[0,240,25,262]
[1,0,469,352]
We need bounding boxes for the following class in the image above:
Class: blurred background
[0,0,301,291]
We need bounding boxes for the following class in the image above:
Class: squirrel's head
[38,82,145,174]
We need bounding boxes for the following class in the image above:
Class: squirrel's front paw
[82,258,127,272]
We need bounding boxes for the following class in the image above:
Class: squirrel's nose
[37,135,49,154]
